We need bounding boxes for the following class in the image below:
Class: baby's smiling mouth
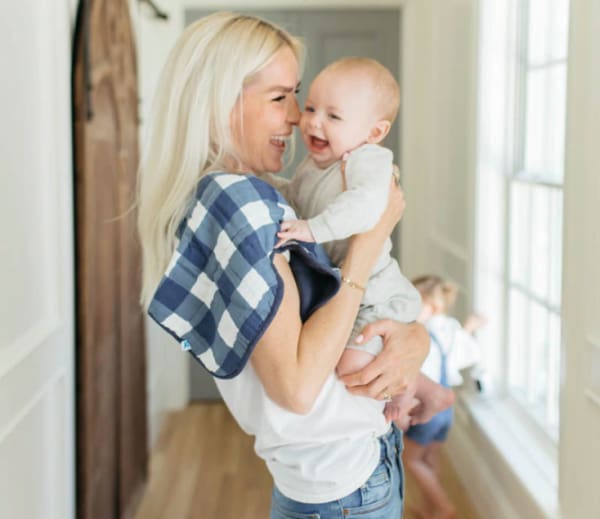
[309,135,329,150]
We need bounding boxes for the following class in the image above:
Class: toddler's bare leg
[403,438,456,519]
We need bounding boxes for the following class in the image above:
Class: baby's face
[300,68,379,168]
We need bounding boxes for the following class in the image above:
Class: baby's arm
[307,145,394,243]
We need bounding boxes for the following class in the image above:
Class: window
[475,0,569,441]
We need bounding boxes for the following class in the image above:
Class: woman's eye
[272,95,286,102]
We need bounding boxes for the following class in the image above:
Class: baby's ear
[367,120,392,144]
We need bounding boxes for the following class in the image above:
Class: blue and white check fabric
[148,172,341,379]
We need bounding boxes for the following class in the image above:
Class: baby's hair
[325,57,400,123]
[412,274,458,313]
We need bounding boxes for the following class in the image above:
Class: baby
[277,57,453,427]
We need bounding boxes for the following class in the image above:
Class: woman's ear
[367,120,392,144]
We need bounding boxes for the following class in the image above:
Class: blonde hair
[137,12,303,307]
[324,57,400,123]
[412,274,458,313]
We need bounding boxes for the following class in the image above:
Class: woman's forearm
[251,180,404,413]
[252,233,386,413]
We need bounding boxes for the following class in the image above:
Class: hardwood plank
[135,403,477,519]
[403,447,480,519]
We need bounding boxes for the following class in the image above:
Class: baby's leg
[336,347,375,377]
[387,392,420,429]
[339,348,419,427]
[409,374,455,426]
[338,313,387,376]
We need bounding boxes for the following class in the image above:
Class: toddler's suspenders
[429,331,450,388]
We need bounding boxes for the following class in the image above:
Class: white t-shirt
[421,314,480,386]
[215,364,390,503]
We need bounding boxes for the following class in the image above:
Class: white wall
[400,0,478,321]
[133,0,190,449]
[0,1,78,518]
[560,0,600,516]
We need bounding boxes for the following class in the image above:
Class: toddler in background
[275,57,453,427]
[403,274,485,519]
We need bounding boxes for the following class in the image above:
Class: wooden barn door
[73,1,148,518]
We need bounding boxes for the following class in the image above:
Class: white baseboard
[445,393,560,519]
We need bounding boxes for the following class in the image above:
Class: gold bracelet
[341,276,366,292]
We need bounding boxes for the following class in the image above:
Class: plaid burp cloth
[148,172,340,378]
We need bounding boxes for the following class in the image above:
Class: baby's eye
[304,105,315,113]
[329,113,342,121]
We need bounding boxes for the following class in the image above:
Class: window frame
[477,0,568,445]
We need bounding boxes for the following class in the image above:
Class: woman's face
[230,46,301,174]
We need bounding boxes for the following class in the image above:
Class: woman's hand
[338,320,430,400]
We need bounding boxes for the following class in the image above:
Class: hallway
[135,403,479,519]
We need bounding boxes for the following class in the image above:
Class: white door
[184,8,401,400]
[0,2,76,518]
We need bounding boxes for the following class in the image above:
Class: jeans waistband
[379,425,401,462]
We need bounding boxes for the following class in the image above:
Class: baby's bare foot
[410,388,455,425]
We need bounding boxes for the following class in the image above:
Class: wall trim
[585,337,600,408]
[447,393,560,519]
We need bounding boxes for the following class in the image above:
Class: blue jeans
[270,426,404,519]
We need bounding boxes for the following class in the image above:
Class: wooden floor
[135,403,479,519]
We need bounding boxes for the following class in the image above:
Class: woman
[138,12,429,518]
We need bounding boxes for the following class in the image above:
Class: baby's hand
[276,220,315,247]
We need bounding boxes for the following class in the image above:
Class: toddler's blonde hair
[412,274,458,313]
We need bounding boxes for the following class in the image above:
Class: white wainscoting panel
[585,337,600,409]
[0,1,76,518]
